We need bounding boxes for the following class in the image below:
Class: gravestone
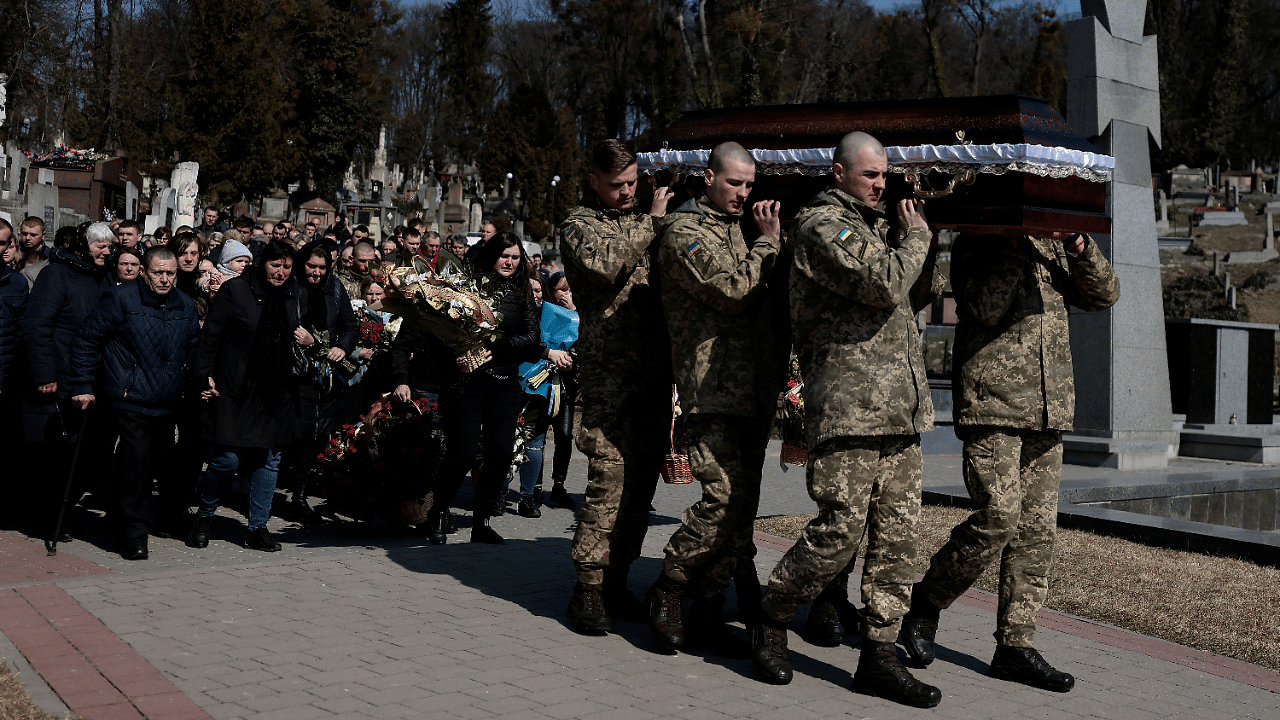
[1064,0,1175,469]
[170,162,200,229]
[1156,189,1170,234]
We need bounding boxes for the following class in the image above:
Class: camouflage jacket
[559,194,670,376]
[790,187,941,445]
[951,234,1120,431]
[659,196,781,418]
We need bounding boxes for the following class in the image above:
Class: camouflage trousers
[762,434,923,643]
[570,368,670,585]
[921,426,1062,648]
[661,413,771,596]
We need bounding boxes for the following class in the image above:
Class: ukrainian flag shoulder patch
[836,227,853,242]
[687,241,701,252]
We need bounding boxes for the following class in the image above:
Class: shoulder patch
[833,224,871,260]
[682,238,718,278]
[836,227,853,242]
[563,226,578,242]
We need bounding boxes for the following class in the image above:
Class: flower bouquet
[370,254,501,372]
[310,393,445,525]
[777,357,807,468]
[303,326,359,391]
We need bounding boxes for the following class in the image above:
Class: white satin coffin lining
[636,144,1115,183]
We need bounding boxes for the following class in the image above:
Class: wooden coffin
[646,95,1111,235]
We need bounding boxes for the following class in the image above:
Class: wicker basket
[662,452,694,484]
[387,492,434,526]
[780,444,808,467]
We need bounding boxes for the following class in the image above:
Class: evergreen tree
[438,0,495,166]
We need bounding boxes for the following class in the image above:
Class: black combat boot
[750,615,793,685]
[516,498,541,518]
[424,510,447,545]
[644,574,686,651]
[567,582,612,635]
[291,485,322,526]
[989,645,1075,692]
[805,594,846,647]
[121,536,148,561]
[850,641,942,708]
[442,509,457,534]
[548,482,575,511]
[900,582,942,666]
[685,593,750,658]
[186,514,212,549]
[601,570,648,622]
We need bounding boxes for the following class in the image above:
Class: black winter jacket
[21,247,112,392]
[389,320,459,394]
[298,272,359,355]
[0,262,28,391]
[481,274,541,378]
[68,281,201,415]
[192,273,301,448]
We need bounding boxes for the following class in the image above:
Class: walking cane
[45,407,91,557]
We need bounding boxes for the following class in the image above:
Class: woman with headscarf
[424,231,541,545]
[282,245,358,523]
[187,241,303,552]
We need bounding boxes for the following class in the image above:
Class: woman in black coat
[426,232,541,545]
[188,242,303,552]
[284,245,358,522]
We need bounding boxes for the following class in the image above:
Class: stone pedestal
[1166,318,1276,426]
[1064,3,1175,469]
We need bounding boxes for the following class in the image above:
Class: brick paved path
[1,436,1277,720]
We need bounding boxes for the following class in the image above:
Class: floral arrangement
[777,356,807,468]
[26,145,111,170]
[303,327,359,391]
[370,255,501,371]
[311,393,445,524]
[356,308,402,357]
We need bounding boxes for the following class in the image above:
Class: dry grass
[756,505,1280,671]
[0,659,62,720]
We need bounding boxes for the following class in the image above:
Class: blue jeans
[518,426,549,499]
[197,445,281,530]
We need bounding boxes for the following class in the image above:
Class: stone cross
[1065,0,1175,468]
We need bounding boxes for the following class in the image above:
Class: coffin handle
[905,169,977,199]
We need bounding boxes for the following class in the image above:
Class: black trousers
[112,408,179,541]
[435,373,522,518]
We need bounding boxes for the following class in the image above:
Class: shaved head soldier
[748,131,944,708]
[644,141,785,657]
[561,139,675,635]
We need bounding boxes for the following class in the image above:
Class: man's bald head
[707,142,755,174]
[834,131,885,169]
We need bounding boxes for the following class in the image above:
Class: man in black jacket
[69,248,201,560]
[0,231,27,496]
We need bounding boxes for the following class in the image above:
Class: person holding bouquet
[426,232,541,545]
[283,246,359,523]
[514,271,580,519]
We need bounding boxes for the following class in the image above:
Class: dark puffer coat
[67,281,201,415]
[21,247,112,391]
[192,273,302,448]
[0,262,27,391]
[479,274,541,378]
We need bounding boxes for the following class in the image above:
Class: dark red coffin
[646,95,1111,235]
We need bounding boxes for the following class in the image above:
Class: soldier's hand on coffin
[897,198,928,231]
[752,200,782,240]
[650,185,674,218]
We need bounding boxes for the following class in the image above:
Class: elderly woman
[425,232,541,545]
[21,222,116,540]
[112,247,142,285]
[188,241,304,552]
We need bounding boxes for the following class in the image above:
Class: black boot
[850,641,942,708]
[989,645,1075,692]
[733,567,763,624]
[900,583,942,666]
[186,514,212,549]
[291,485,322,526]
[121,536,148,561]
[532,486,544,507]
[601,570,648,623]
[425,510,447,545]
[644,574,685,651]
[805,595,846,647]
[567,582,612,635]
[245,527,282,552]
[470,518,504,544]
[492,492,507,517]
[750,616,793,685]
[517,498,541,518]
[685,593,751,658]
[548,482,575,511]
[442,509,457,534]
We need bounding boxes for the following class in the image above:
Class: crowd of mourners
[0,207,577,559]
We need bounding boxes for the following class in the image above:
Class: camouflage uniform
[658,196,782,596]
[335,267,365,302]
[920,234,1119,647]
[561,194,673,586]
[759,187,941,642]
